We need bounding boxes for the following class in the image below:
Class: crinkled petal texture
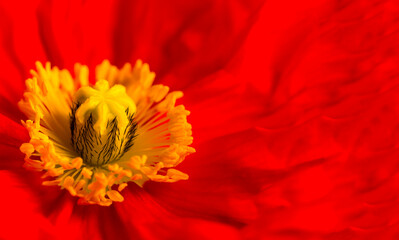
[235,0,399,239]
[0,0,398,239]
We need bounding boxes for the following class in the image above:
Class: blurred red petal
[182,71,265,144]
[45,196,132,240]
[145,128,275,225]
[111,0,265,89]
[36,0,117,70]
[115,185,242,239]
[232,0,399,237]
[0,171,55,239]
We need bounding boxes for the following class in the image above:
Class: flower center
[70,80,138,166]
[19,60,195,206]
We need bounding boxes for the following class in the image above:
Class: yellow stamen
[19,60,195,206]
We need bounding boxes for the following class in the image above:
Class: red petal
[0,1,47,74]
[234,0,399,237]
[111,0,265,89]
[114,184,242,239]
[145,128,274,225]
[181,71,265,145]
[0,171,56,239]
[35,0,118,70]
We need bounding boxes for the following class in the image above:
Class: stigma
[18,60,195,206]
[70,80,138,166]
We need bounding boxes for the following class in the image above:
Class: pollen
[18,60,195,206]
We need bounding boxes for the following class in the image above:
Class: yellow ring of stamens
[18,60,195,206]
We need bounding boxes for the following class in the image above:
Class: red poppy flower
[1,0,398,239]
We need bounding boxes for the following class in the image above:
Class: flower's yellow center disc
[19,60,195,206]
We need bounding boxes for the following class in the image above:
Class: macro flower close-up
[1,0,399,239]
